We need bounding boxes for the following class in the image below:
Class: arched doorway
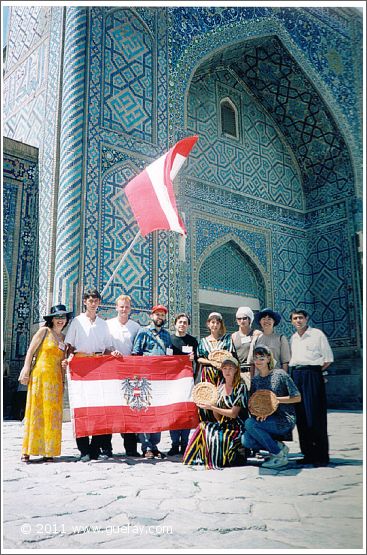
[198,240,265,337]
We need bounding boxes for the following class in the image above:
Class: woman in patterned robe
[196,311,235,386]
[183,355,247,469]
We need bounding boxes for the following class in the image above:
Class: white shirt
[107,317,141,355]
[289,327,334,367]
[65,313,112,354]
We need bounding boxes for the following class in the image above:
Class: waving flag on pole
[125,135,198,236]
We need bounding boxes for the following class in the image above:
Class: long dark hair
[44,315,71,331]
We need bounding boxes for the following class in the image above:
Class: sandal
[144,450,154,459]
[21,454,30,462]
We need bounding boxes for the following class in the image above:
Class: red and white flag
[67,355,199,437]
[124,135,198,236]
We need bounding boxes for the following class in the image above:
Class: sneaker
[80,454,91,462]
[262,453,288,469]
[97,453,109,460]
[167,446,180,456]
[277,441,290,457]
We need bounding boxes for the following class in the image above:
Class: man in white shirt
[65,288,113,462]
[289,308,334,467]
[107,294,141,456]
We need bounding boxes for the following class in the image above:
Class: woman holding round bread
[196,312,235,386]
[243,344,301,469]
[183,355,247,469]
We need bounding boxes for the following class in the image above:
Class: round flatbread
[208,350,233,364]
[192,382,218,405]
[248,389,279,418]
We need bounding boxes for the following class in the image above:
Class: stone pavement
[2,410,364,552]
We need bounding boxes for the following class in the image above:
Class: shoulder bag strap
[30,328,48,373]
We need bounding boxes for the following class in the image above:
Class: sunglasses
[237,317,250,321]
[53,314,67,319]
[254,355,268,360]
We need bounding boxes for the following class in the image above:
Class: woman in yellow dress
[18,304,72,462]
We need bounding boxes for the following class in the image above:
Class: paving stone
[2,411,364,550]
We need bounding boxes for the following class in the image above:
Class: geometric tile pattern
[307,225,356,345]
[169,7,362,138]
[3,6,62,318]
[83,8,167,316]
[3,6,362,368]
[199,240,265,306]
[166,7,361,348]
[4,6,50,71]
[186,72,304,210]
[182,211,273,334]
[3,4,50,146]
[103,10,154,141]
[3,144,39,377]
[54,8,88,309]
[100,166,153,309]
[38,7,64,316]
[186,36,354,211]
[4,6,62,321]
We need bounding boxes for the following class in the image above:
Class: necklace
[51,329,63,342]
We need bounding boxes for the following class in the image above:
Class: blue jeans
[139,433,161,453]
[243,416,293,455]
[170,429,190,448]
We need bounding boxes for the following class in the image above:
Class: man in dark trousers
[167,313,198,456]
[65,288,114,461]
[289,309,334,467]
[132,304,173,459]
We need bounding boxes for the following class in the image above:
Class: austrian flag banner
[67,355,199,438]
[124,135,198,236]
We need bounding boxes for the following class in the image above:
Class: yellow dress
[22,330,64,456]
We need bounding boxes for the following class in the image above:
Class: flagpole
[100,231,141,298]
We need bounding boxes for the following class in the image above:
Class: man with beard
[132,305,173,459]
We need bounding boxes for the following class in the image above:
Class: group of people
[18,289,334,471]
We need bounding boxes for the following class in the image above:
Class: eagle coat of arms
[121,376,152,411]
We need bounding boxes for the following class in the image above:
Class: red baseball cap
[151,304,168,314]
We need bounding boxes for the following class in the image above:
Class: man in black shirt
[168,313,198,456]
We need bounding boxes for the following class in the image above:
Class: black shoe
[296,457,314,465]
[313,460,329,467]
[238,446,251,459]
[152,449,166,459]
[126,451,141,457]
[167,446,180,456]
[231,453,247,467]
